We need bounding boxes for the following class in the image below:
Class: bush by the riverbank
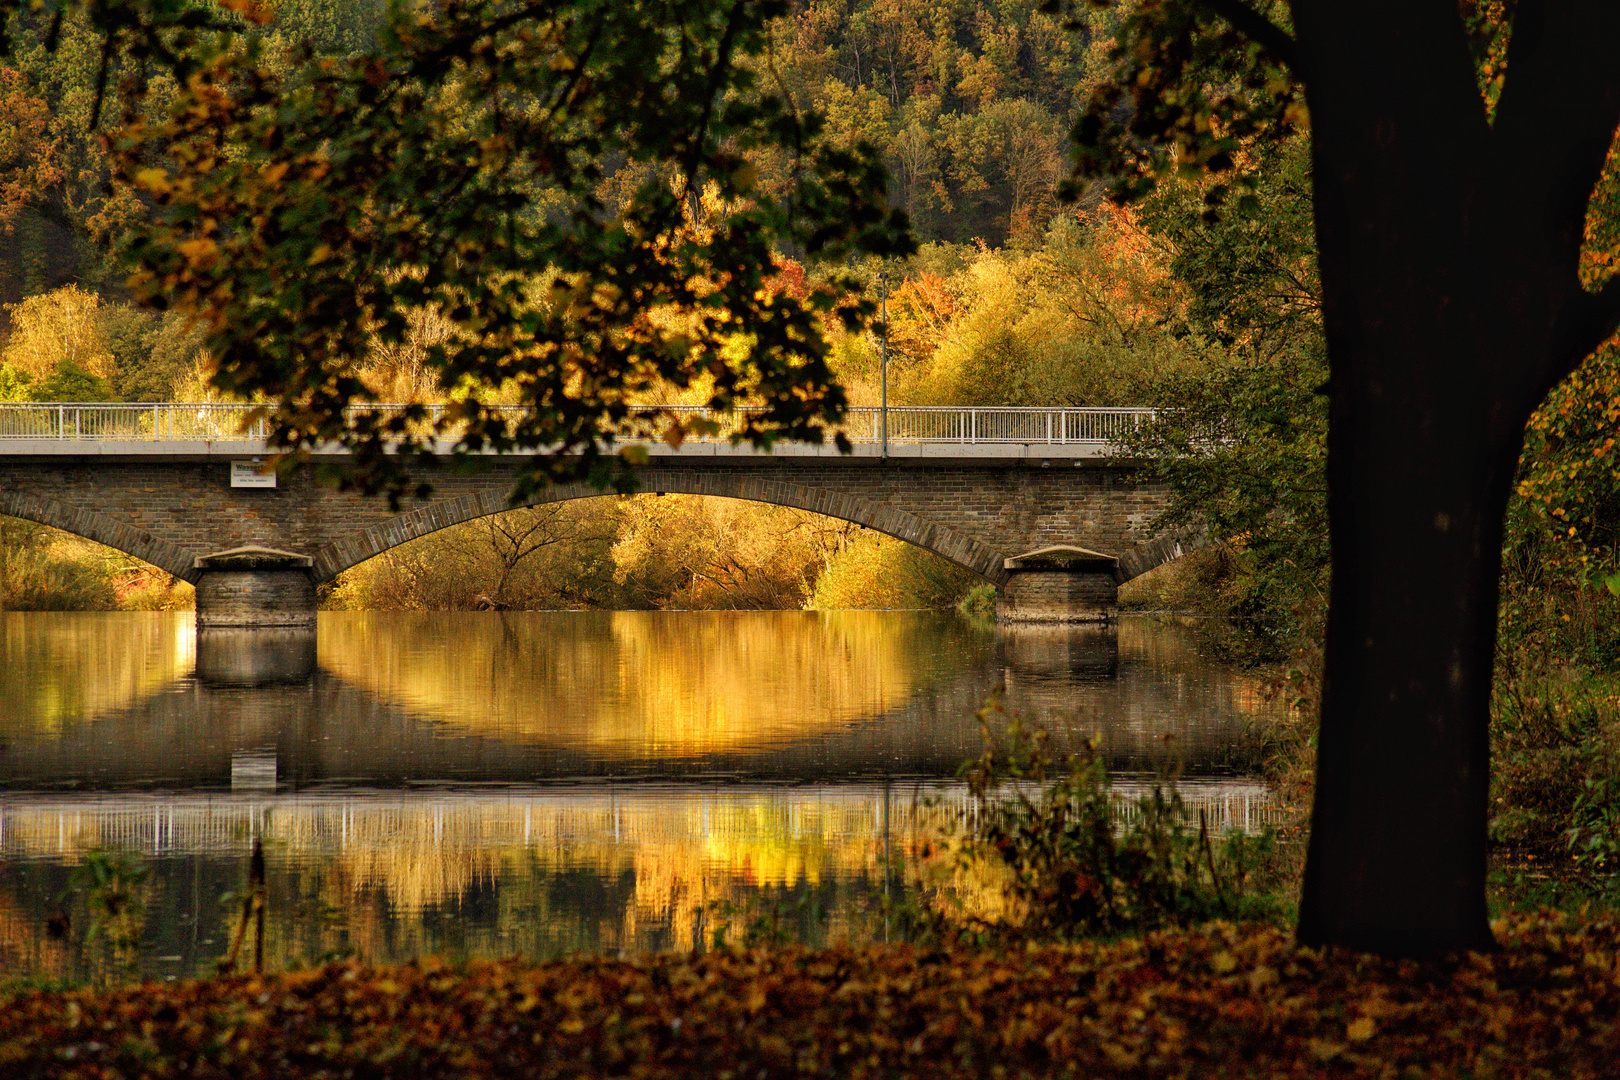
[2,913,1618,1079]
[0,519,190,612]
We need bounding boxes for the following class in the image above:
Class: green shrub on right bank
[917,707,1291,944]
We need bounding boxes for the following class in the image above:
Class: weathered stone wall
[0,455,1174,587]
[193,569,318,629]
[996,569,1120,623]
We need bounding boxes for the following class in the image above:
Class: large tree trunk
[1289,0,1620,954]
[1297,360,1521,953]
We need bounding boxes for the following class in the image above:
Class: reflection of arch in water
[0,615,1266,788]
[310,479,1009,585]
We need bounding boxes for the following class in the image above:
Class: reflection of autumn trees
[0,610,190,736]
[0,789,959,966]
[0,891,69,980]
[0,779,1284,972]
[317,610,988,753]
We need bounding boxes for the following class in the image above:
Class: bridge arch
[1114,529,1203,583]
[0,489,201,584]
[310,470,1011,586]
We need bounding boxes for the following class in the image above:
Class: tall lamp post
[879,269,889,459]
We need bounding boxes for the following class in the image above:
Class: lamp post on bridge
[879,268,888,460]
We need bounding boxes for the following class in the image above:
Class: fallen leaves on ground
[3,911,1618,1078]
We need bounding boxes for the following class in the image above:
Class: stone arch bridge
[0,403,1188,628]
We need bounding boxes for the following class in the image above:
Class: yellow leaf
[1347,1016,1375,1042]
[178,239,218,261]
[135,168,172,194]
[1209,951,1237,975]
[1308,1038,1345,1062]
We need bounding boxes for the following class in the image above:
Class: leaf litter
[2,911,1618,1078]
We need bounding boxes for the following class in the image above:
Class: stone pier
[996,545,1121,624]
[193,546,317,686]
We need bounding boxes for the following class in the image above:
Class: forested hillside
[0,0,1104,314]
[0,0,1160,613]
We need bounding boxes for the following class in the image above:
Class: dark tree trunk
[1289,0,1620,954]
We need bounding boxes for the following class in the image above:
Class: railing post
[1046,412,1052,444]
[970,409,977,444]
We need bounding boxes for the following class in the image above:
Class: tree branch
[1491,1,1620,257]
[1558,275,1620,373]
[1196,0,1300,72]
[681,0,749,201]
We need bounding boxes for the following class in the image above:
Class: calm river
[0,610,1278,981]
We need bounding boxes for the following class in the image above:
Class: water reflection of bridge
[0,615,1270,786]
[0,782,1286,863]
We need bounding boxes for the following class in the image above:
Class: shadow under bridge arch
[309,471,1011,585]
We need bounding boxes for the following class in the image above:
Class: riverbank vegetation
[0,517,186,611]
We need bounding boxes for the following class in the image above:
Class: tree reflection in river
[0,612,1265,782]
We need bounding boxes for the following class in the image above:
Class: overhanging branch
[1197,0,1300,72]
[1491,2,1620,252]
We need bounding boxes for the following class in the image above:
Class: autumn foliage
[0,912,1617,1078]
[0,66,58,237]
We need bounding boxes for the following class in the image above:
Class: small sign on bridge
[230,461,276,489]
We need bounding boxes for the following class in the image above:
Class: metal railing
[0,402,1156,447]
